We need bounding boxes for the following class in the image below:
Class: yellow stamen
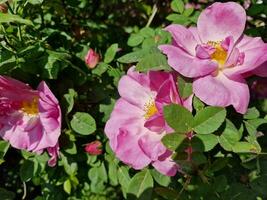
[207,41,227,67]
[21,97,39,115]
[144,99,158,120]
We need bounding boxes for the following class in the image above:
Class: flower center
[21,97,39,115]
[144,99,158,120]
[207,41,227,67]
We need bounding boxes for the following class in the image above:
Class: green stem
[146,4,158,27]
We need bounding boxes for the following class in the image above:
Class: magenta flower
[105,67,192,176]
[0,76,61,167]
[84,140,102,155]
[85,48,100,69]
[159,2,267,114]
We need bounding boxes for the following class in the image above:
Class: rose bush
[1,0,267,199]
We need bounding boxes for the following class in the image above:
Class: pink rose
[159,2,267,114]
[0,76,61,166]
[105,67,192,176]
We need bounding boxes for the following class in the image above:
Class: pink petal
[197,2,246,43]
[165,24,198,55]
[159,45,217,78]
[144,114,165,132]
[193,73,249,114]
[104,99,144,150]
[195,45,212,59]
[252,61,267,77]
[127,66,150,88]
[148,70,171,92]
[47,143,59,167]
[236,35,266,50]
[118,74,154,109]
[152,156,178,176]
[138,133,166,161]
[188,27,202,44]
[224,45,267,77]
[115,129,151,170]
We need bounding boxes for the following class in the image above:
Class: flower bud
[85,48,100,69]
[84,141,102,155]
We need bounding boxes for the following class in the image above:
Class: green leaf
[63,179,72,194]
[70,112,96,135]
[177,76,192,99]
[244,121,257,138]
[104,43,118,63]
[42,51,70,79]
[63,89,77,114]
[0,13,33,25]
[118,166,131,198]
[0,140,9,159]
[88,163,108,184]
[247,118,267,128]
[244,107,260,119]
[193,106,226,134]
[107,155,118,186]
[136,52,171,72]
[117,49,148,63]
[171,0,185,13]
[99,98,116,122]
[219,119,242,151]
[183,8,194,17]
[162,133,186,151]
[151,169,170,187]
[28,0,43,5]
[166,14,189,25]
[127,169,153,199]
[164,104,194,133]
[0,187,15,200]
[232,142,259,154]
[139,27,155,38]
[20,160,37,182]
[193,96,204,112]
[195,134,218,152]
[92,62,109,76]
[127,34,144,47]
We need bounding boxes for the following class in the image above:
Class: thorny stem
[176,175,192,200]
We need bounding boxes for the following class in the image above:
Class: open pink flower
[0,76,61,166]
[105,67,192,176]
[159,2,267,114]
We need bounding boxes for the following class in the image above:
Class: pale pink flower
[0,76,61,166]
[85,48,100,69]
[159,2,267,114]
[105,67,192,176]
[84,140,102,155]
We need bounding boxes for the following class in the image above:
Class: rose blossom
[159,2,267,114]
[0,76,61,166]
[105,67,192,176]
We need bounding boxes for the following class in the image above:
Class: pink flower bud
[84,141,102,155]
[85,48,100,69]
